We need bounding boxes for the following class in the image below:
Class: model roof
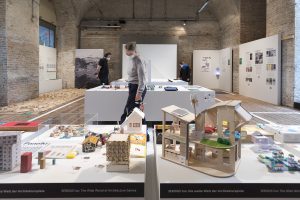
[121,108,145,127]
[162,105,195,123]
[82,135,98,145]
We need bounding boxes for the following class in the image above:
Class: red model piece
[20,152,32,173]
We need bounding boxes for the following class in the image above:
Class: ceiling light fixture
[197,0,210,14]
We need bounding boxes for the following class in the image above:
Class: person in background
[120,42,147,124]
[97,52,112,85]
[179,61,190,82]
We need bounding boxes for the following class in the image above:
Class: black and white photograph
[266,49,276,57]
[75,49,104,89]
[255,51,263,64]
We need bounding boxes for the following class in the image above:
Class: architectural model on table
[161,100,252,177]
[0,132,21,171]
[121,108,145,134]
[106,134,130,172]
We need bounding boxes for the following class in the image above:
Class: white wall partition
[122,44,177,80]
[239,35,281,105]
[39,45,62,94]
[193,48,232,92]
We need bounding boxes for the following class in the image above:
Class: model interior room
[1,0,300,199]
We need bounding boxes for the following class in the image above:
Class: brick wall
[240,0,266,44]
[54,0,78,88]
[0,0,7,106]
[267,0,295,107]
[5,0,39,104]
[294,0,300,104]
[80,20,220,82]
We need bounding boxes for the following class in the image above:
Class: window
[133,123,140,128]
[39,19,56,48]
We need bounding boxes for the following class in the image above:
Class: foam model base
[0,122,39,132]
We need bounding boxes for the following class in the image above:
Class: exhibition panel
[239,35,281,105]
[193,48,232,92]
[122,44,178,80]
[84,85,215,122]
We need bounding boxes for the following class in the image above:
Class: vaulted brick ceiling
[53,0,239,24]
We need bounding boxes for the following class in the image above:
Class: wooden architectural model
[106,134,130,172]
[0,132,21,171]
[82,135,99,153]
[161,100,252,177]
[121,108,144,133]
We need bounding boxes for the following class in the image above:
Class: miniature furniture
[161,100,252,177]
[20,152,32,173]
[82,135,99,153]
[106,134,130,172]
[121,108,145,133]
[0,132,21,171]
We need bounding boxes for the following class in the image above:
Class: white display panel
[239,35,281,105]
[193,48,232,92]
[39,45,62,94]
[122,44,177,80]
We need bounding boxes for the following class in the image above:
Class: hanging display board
[75,49,104,89]
[39,45,62,94]
[193,48,232,92]
[122,44,177,80]
[239,35,281,105]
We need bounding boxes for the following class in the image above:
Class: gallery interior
[1,0,300,199]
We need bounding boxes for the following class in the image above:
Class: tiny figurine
[82,135,99,153]
[0,131,21,171]
[121,108,145,133]
[161,100,252,177]
[52,159,56,165]
[106,134,130,172]
[20,152,32,173]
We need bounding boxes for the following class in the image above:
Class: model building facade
[0,132,21,171]
[106,134,130,172]
[121,108,145,133]
[82,135,99,153]
[161,100,252,177]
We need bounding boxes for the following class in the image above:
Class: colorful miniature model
[106,134,130,172]
[258,151,300,172]
[50,125,86,138]
[121,108,145,133]
[161,100,252,177]
[82,136,99,153]
[0,132,21,171]
[20,152,32,173]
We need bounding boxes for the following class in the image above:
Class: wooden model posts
[106,134,130,172]
[161,100,252,177]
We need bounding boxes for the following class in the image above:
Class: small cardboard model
[121,108,145,133]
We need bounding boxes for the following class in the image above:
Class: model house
[0,132,21,171]
[106,134,130,172]
[161,100,252,177]
[82,135,99,153]
[121,108,145,133]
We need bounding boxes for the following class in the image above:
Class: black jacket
[98,58,109,78]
